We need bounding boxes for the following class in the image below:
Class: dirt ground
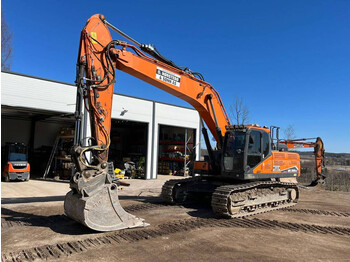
[1,176,350,261]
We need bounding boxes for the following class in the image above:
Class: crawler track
[161,178,195,204]
[1,202,166,230]
[124,202,167,213]
[211,181,299,218]
[282,208,350,217]
[2,201,349,231]
[1,215,71,230]
[1,215,72,230]
[163,179,300,218]
[2,216,350,262]
[1,220,30,229]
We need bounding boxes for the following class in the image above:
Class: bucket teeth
[64,184,149,232]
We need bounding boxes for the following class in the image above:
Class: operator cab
[6,143,28,162]
[222,125,271,179]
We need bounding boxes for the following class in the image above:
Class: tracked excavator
[64,14,300,231]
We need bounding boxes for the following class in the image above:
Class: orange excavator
[64,14,301,231]
[279,137,326,186]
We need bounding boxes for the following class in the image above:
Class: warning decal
[90,32,97,44]
[273,166,280,171]
[156,67,181,87]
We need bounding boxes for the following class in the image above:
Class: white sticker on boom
[156,67,181,87]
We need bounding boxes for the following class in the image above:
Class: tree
[1,11,13,70]
[229,95,249,125]
[283,124,296,140]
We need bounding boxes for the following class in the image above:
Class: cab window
[247,131,262,168]
[262,132,270,158]
[224,132,245,157]
[223,131,245,171]
[248,131,261,154]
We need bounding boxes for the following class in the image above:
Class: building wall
[1,118,31,146]
[1,72,76,114]
[1,72,201,179]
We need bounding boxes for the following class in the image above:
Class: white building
[1,71,201,179]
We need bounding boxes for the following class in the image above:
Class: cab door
[246,130,262,169]
[223,131,246,174]
[245,129,274,174]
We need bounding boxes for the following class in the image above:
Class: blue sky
[2,0,350,152]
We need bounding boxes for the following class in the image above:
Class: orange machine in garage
[2,143,30,182]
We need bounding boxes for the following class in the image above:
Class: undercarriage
[161,177,299,218]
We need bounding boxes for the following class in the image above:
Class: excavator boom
[110,43,231,143]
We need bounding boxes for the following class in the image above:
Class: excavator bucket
[307,178,326,189]
[64,183,148,232]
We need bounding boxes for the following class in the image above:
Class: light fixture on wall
[120,108,128,116]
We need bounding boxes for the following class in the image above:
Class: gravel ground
[1,176,350,261]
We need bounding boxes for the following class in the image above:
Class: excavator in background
[64,14,301,231]
[279,137,326,186]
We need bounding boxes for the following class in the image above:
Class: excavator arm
[65,14,231,231]
[279,139,315,149]
[279,137,325,181]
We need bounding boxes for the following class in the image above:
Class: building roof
[1,70,196,111]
